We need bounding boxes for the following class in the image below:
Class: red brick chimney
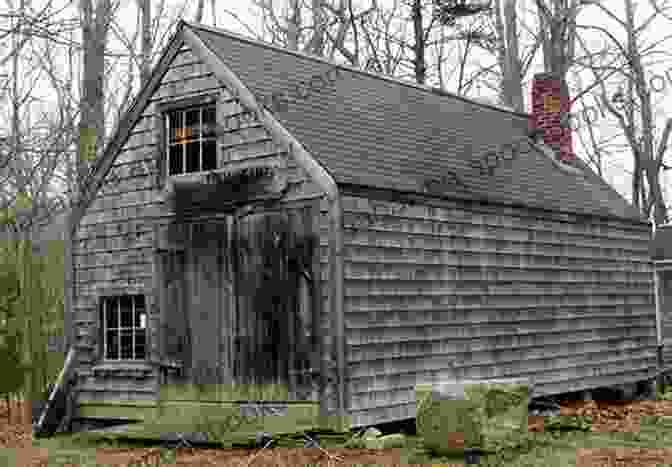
[530,72,575,162]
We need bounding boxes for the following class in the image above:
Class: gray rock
[364,433,406,449]
[362,427,382,439]
[303,433,320,448]
[255,432,273,447]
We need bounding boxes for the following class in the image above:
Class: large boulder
[416,378,532,456]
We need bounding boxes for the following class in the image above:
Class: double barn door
[159,207,320,400]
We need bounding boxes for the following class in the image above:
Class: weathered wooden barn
[56,20,657,434]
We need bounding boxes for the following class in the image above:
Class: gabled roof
[74,21,646,231]
[187,22,644,223]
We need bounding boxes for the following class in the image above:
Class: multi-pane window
[166,104,217,175]
[102,295,147,360]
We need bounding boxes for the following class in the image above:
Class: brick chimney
[530,72,575,162]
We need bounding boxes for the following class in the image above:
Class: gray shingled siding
[74,42,336,409]
[340,193,655,427]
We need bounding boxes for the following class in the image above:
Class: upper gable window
[166,104,217,175]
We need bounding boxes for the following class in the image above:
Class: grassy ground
[21,416,672,467]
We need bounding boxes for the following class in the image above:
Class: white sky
[2,0,671,217]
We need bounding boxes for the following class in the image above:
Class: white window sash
[181,111,186,174]
[103,299,107,359]
[117,298,122,360]
[165,115,170,178]
[132,295,136,359]
[199,107,203,172]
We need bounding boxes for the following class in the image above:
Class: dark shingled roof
[186,23,645,222]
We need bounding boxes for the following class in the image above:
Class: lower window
[101,295,147,360]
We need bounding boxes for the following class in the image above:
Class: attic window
[101,295,147,361]
[166,104,217,175]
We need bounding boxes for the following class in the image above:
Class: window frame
[99,294,148,362]
[157,93,220,183]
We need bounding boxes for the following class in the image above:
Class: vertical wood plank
[219,217,233,385]
[287,210,297,396]
[309,201,324,405]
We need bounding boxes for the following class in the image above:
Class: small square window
[101,295,147,360]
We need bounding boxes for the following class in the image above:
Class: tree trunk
[496,0,524,111]
[411,0,426,85]
[194,0,204,23]
[286,0,301,51]
[310,0,325,55]
[68,0,113,361]
[624,0,668,224]
[139,0,151,86]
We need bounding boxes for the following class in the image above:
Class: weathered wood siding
[74,42,331,407]
[658,270,672,366]
[340,193,655,427]
[75,43,220,403]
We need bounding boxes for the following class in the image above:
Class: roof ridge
[182,21,531,120]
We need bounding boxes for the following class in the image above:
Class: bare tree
[494,0,524,111]
[194,0,204,23]
[62,0,114,378]
[139,0,151,85]
[250,0,376,60]
[573,0,671,224]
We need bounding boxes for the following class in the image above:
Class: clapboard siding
[659,270,672,368]
[340,194,655,427]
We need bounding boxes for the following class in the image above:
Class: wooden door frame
[231,201,323,400]
[155,202,323,400]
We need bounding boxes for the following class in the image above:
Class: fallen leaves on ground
[0,400,461,467]
[557,398,672,432]
[4,398,672,466]
[576,447,672,467]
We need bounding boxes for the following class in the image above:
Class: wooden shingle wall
[74,42,331,405]
[658,271,672,366]
[340,193,655,427]
[74,43,222,402]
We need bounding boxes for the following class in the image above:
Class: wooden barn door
[234,207,319,400]
[159,206,320,401]
[159,218,236,395]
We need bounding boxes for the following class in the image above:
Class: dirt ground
[3,398,672,466]
[528,397,672,433]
